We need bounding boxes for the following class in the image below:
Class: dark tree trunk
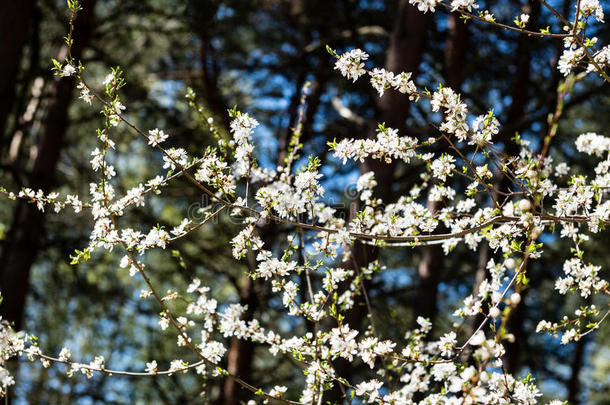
[416,229,442,322]
[415,12,468,325]
[503,0,540,374]
[0,0,97,329]
[323,2,432,403]
[6,77,45,170]
[220,50,332,405]
[444,13,468,90]
[275,67,308,167]
[222,276,257,405]
[4,1,41,166]
[567,336,586,404]
[197,5,231,131]
[504,289,526,373]
[0,1,33,142]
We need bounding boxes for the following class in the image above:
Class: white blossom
[147,128,169,146]
[334,49,369,82]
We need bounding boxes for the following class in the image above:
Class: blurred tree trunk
[363,0,431,190]
[222,55,331,405]
[0,1,33,143]
[502,0,540,374]
[364,0,432,344]
[323,1,432,402]
[416,12,468,324]
[196,2,231,131]
[6,77,45,170]
[301,60,331,140]
[567,335,586,404]
[5,2,41,169]
[222,276,257,405]
[0,0,97,329]
[221,5,335,398]
[444,14,468,90]
[559,0,581,397]
[363,0,432,319]
[276,67,308,166]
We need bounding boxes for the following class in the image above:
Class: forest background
[0,0,609,404]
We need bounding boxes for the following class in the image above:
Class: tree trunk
[323,2,432,402]
[567,336,586,404]
[415,12,468,325]
[444,13,468,90]
[222,276,257,405]
[7,77,45,168]
[0,1,32,142]
[196,2,231,131]
[0,0,97,329]
[503,0,540,374]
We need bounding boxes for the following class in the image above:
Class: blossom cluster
[2,1,610,404]
[331,125,419,164]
